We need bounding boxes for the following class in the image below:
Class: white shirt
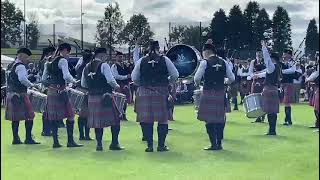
[293,68,303,84]
[81,59,119,89]
[194,56,235,86]
[306,65,319,82]
[237,67,250,77]
[133,45,140,65]
[282,59,296,74]
[14,59,34,88]
[254,45,275,78]
[111,63,130,81]
[132,55,179,86]
[41,57,76,84]
[75,57,83,71]
[247,59,267,80]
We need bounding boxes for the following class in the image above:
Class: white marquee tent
[1,55,15,69]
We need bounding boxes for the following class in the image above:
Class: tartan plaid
[282,83,295,104]
[240,80,252,95]
[251,78,264,93]
[78,95,88,117]
[314,88,319,113]
[229,82,238,97]
[46,87,74,121]
[135,86,169,124]
[87,95,120,128]
[197,89,226,124]
[5,93,35,121]
[262,85,280,114]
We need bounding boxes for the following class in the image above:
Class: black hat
[149,40,160,50]
[116,51,124,56]
[94,48,107,55]
[58,43,71,51]
[283,48,293,55]
[202,43,215,53]
[17,48,32,56]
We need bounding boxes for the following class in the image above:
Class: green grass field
[1,104,319,180]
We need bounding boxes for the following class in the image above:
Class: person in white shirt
[305,64,319,129]
[293,63,303,103]
[5,48,40,145]
[44,43,83,148]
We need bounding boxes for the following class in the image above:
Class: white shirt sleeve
[58,58,76,83]
[306,70,319,82]
[282,64,296,74]
[133,45,140,66]
[131,58,142,85]
[255,72,267,78]
[224,60,235,84]
[80,68,88,88]
[101,63,119,88]
[248,60,255,76]
[15,64,33,88]
[111,64,129,80]
[41,62,49,81]
[194,60,206,86]
[262,46,275,74]
[75,57,83,71]
[164,56,179,83]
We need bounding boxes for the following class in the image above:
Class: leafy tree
[272,6,292,53]
[305,18,319,59]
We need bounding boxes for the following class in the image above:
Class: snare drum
[113,92,126,115]
[193,90,202,110]
[66,87,86,112]
[243,93,266,118]
[27,89,47,113]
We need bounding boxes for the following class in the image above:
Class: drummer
[194,42,235,151]
[238,60,251,104]
[248,48,266,123]
[111,51,132,121]
[5,48,40,145]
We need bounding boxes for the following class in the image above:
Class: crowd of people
[1,37,319,152]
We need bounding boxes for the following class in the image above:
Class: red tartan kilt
[251,78,264,93]
[262,85,280,114]
[46,87,74,121]
[197,89,226,124]
[78,95,88,117]
[240,80,252,95]
[5,93,35,121]
[314,88,319,112]
[309,92,315,106]
[229,83,238,97]
[135,86,169,124]
[87,95,120,128]
[282,83,295,104]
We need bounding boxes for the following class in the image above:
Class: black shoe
[145,147,154,152]
[12,138,23,145]
[96,146,103,151]
[58,122,65,128]
[67,141,83,148]
[109,144,125,151]
[84,136,93,141]
[213,145,223,151]
[157,146,169,152]
[24,139,41,145]
[79,136,85,141]
[203,146,215,151]
[168,128,173,131]
[41,132,52,137]
[265,132,277,136]
[283,122,289,126]
[309,126,319,129]
[53,143,63,148]
[142,137,147,141]
[233,107,239,111]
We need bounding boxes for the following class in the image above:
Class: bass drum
[166,44,201,78]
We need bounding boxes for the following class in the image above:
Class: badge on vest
[88,72,96,79]
[148,60,158,67]
[212,64,222,71]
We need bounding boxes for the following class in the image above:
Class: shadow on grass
[249,134,305,143]
[203,149,252,162]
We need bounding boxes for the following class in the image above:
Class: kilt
[240,80,252,95]
[251,78,265,93]
[225,96,231,113]
[117,84,132,104]
[262,85,279,114]
[197,89,226,124]
[5,92,35,121]
[78,95,88,117]
[314,87,319,112]
[229,82,238,97]
[135,86,169,124]
[46,86,74,121]
[87,95,120,128]
[282,83,295,104]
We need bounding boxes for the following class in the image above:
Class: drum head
[166,44,200,78]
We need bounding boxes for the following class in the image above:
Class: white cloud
[8,0,319,49]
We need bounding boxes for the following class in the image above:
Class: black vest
[84,60,112,95]
[280,62,294,83]
[203,56,226,91]
[265,64,281,86]
[47,56,66,85]
[7,62,28,93]
[241,68,249,81]
[115,63,130,85]
[254,60,266,72]
[140,55,169,87]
